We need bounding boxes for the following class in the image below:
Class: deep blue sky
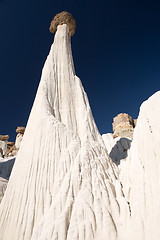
[0,0,160,141]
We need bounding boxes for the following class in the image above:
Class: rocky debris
[49,11,76,36]
[112,113,136,139]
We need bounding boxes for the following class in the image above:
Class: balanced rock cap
[16,127,25,134]
[49,11,76,36]
[0,135,9,141]
[7,142,15,147]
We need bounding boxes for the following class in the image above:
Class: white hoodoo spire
[1,12,160,240]
[0,22,129,240]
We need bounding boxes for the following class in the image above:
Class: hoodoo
[0,12,129,240]
[1,11,160,240]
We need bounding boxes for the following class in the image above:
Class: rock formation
[15,126,25,150]
[118,92,160,240]
[112,113,136,139]
[0,13,130,240]
[0,11,160,240]
[16,126,25,134]
[0,127,25,203]
[0,135,9,157]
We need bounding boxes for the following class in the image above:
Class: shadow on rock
[0,158,15,180]
[109,138,132,165]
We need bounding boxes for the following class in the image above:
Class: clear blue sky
[0,0,160,141]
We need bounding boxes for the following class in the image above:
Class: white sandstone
[0,140,7,157]
[119,91,160,240]
[15,133,24,149]
[0,24,130,240]
[0,21,160,240]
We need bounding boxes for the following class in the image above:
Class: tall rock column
[0,12,129,240]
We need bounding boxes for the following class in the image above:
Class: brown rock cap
[112,113,137,139]
[16,127,25,134]
[112,113,134,132]
[0,135,9,141]
[7,142,15,147]
[49,11,76,36]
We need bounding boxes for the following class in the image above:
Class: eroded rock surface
[0,11,160,240]
[0,20,130,240]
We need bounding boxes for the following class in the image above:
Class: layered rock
[112,113,136,139]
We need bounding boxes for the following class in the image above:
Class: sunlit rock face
[119,91,160,240]
[0,11,160,240]
[0,22,130,240]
